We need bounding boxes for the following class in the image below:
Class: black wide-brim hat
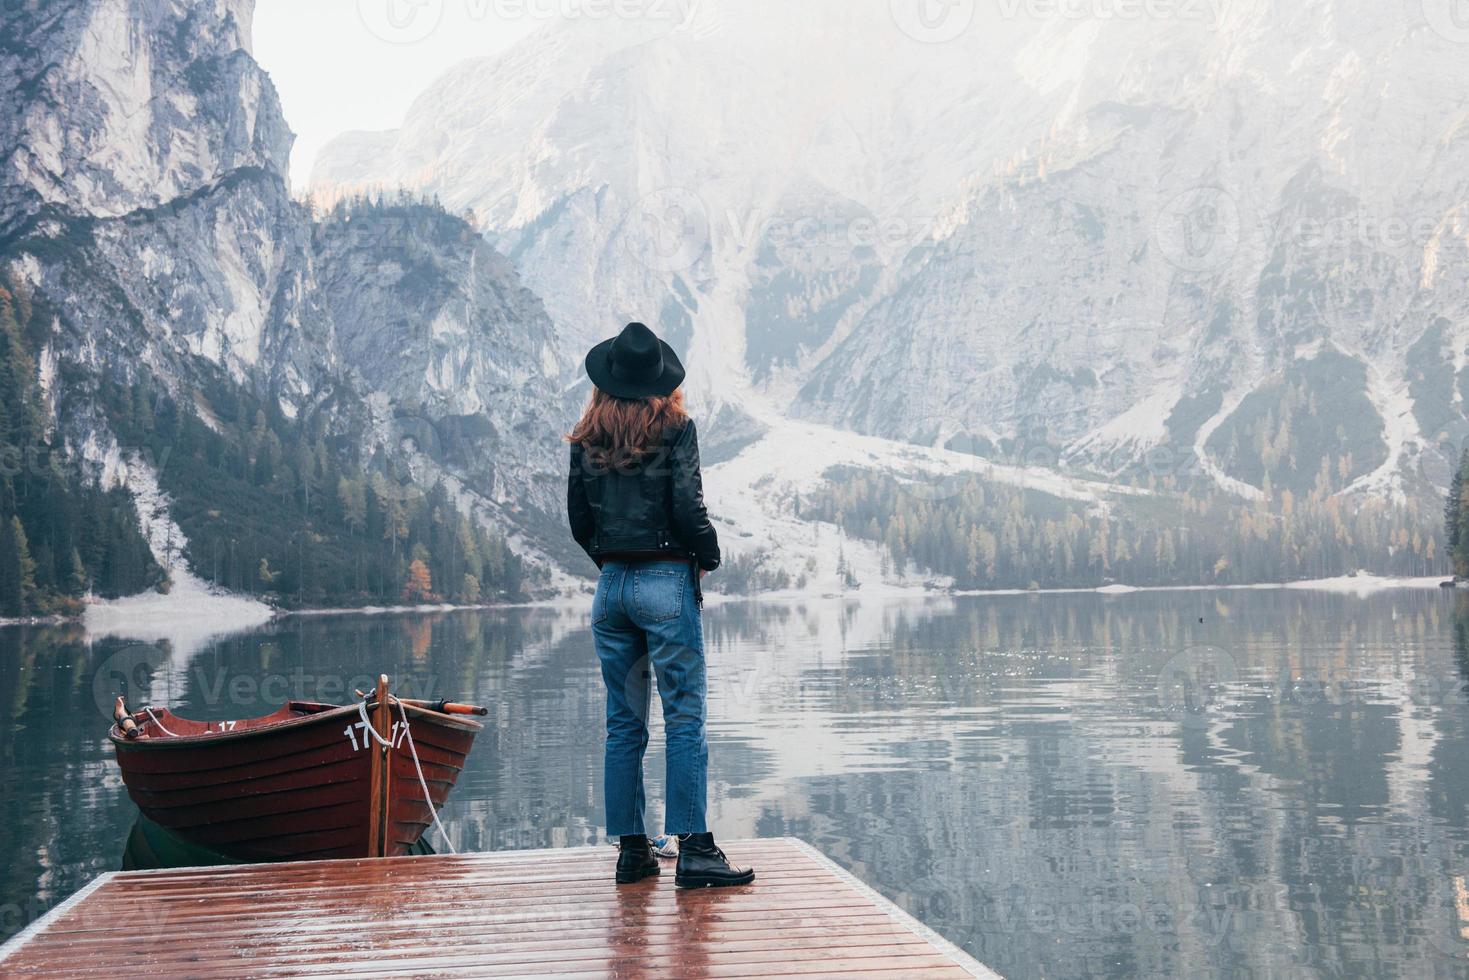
[585,321,685,399]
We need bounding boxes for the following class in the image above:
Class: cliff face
[312,198,569,521]
[0,0,285,231]
[1,0,325,405]
[795,2,1469,503]
[0,0,571,596]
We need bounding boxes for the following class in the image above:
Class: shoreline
[3,572,1455,630]
[700,572,1454,605]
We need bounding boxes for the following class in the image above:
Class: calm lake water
[2,588,1469,978]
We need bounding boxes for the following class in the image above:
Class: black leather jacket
[567,420,721,571]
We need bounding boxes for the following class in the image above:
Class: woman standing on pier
[566,321,754,889]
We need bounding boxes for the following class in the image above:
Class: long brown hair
[567,387,688,469]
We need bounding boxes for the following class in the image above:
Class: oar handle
[354,691,489,717]
[114,696,142,739]
[436,701,490,717]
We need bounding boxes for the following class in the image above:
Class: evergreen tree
[1450,449,1469,578]
[0,516,36,616]
[0,284,158,607]
[810,464,1439,591]
[67,547,86,593]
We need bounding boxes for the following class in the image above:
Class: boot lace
[677,834,728,863]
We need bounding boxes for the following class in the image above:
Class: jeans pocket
[592,572,612,625]
[633,568,683,623]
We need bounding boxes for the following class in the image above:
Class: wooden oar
[113,696,142,739]
[354,690,488,717]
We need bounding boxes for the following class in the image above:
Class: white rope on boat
[144,706,181,738]
[357,698,392,747]
[356,697,458,854]
[395,698,457,854]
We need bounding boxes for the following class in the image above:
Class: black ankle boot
[615,835,660,884]
[674,833,755,888]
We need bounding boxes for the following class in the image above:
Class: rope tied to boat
[355,697,458,854]
[144,707,181,738]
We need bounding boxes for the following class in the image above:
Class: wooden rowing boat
[108,676,484,862]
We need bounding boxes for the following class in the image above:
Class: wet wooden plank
[0,837,999,979]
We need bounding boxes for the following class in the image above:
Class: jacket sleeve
[567,444,598,565]
[670,421,721,571]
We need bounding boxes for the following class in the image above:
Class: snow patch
[1192,388,1266,501]
[84,455,272,661]
[36,339,58,438]
[704,414,1149,595]
[1278,572,1443,597]
[1335,361,1419,502]
[1066,386,1179,464]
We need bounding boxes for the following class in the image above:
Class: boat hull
[120,813,437,871]
[110,701,480,862]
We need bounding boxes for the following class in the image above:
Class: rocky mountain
[311,196,574,552]
[311,0,1469,530]
[309,2,1028,410]
[0,0,571,608]
[2,0,326,405]
[799,1,1469,508]
[4,0,1457,605]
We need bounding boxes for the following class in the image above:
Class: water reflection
[0,590,1467,977]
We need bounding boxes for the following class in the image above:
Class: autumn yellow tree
[403,559,436,603]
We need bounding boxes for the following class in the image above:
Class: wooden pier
[0,837,998,978]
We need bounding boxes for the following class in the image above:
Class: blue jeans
[591,560,708,837]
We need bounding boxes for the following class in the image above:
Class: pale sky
[252,1,539,189]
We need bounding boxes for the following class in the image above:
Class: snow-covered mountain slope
[312,0,1469,517]
[703,411,1152,594]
